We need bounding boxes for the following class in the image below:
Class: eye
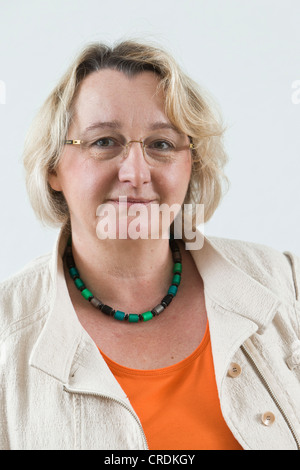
[93,137,118,148]
[149,140,174,151]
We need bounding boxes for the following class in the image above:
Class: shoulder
[0,253,53,337]
[207,235,300,303]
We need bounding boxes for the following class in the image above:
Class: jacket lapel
[189,235,281,387]
[29,228,128,402]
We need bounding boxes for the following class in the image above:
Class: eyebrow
[84,120,122,132]
[149,122,180,133]
[83,120,181,134]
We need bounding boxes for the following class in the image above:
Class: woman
[1,40,299,451]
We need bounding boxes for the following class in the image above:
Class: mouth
[107,197,157,207]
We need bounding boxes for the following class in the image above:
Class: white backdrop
[0,0,299,282]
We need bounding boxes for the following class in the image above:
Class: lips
[107,196,156,205]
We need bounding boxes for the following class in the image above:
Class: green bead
[172,274,181,286]
[81,288,93,300]
[74,278,85,290]
[114,310,125,321]
[142,311,153,322]
[173,263,182,274]
[128,314,139,323]
[69,267,79,279]
[168,285,178,296]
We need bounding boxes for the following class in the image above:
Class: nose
[118,140,151,187]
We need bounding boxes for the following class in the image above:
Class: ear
[48,170,63,192]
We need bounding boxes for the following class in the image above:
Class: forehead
[72,69,167,130]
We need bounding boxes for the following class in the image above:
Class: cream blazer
[0,229,300,450]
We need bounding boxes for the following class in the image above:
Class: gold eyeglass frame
[64,138,195,159]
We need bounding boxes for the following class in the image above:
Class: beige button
[228,363,242,378]
[262,412,276,426]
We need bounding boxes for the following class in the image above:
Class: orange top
[100,324,243,450]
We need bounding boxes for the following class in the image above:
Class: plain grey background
[0,0,300,282]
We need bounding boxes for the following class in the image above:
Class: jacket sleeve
[0,354,9,449]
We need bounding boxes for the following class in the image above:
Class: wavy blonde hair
[23,40,229,230]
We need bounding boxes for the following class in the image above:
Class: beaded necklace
[65,236,182,323]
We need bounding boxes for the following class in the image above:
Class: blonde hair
[23,39,229,229]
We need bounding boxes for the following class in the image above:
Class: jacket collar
[189,236,281,333]
[30,227,281,391]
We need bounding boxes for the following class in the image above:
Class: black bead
[161,294,173,307]
[65,255,75,269]
[172,253,182,264]
[169,239,180,252]
[101,305,115,316]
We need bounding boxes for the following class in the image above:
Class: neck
[68,230,175,313]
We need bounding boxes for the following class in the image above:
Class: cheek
[160,159,192,200]
[59,158,111,207]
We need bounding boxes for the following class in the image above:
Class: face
[48,69,192,240]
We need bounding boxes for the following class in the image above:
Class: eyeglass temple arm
[64,140,82,145]
[188,136,195,149]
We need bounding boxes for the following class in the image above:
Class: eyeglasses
[64,135,194,167]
